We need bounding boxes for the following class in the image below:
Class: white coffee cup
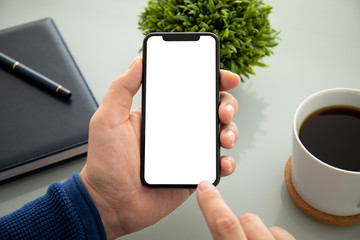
[291,88,360,216]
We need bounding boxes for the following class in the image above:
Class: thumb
[101,57,142,119]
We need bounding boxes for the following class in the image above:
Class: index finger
[196,181,246,240]
[220,70,241,91]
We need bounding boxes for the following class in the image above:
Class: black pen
[0,52,72,99]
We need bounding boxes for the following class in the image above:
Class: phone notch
[162,34,200,41]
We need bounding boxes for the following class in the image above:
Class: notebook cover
[0,18,98,181]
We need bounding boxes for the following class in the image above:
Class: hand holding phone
[81,55,239,238]
[141,32,220,188]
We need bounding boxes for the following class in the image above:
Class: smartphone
[141,32,220,188]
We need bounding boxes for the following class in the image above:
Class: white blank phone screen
[144,35,217,185]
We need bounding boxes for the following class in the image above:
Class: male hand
[197,181,296,240]
[80,57,240,239]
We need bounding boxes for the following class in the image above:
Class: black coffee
[299,105,360,172]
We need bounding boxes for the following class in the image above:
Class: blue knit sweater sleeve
[0,172,106,240]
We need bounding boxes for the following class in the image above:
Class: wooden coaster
[285,157,360,226]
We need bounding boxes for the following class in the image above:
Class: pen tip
[58,87,72,99]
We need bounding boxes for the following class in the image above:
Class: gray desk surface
[1,0,360,239]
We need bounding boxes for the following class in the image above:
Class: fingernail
[224,70,241,82]
[232,72,241,82]
[128,57,139,69]
[225,157,233,172]
[198,181,215,192]
[225,104,235,118]
[227,130,236,147]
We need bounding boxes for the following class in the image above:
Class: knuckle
[238,213,261,224]
[89,108,116,130]
[269,226,296,240]
[89,112,99,128]
[269,226,284,231]
[269,226,288,234]
[215,214,239,235]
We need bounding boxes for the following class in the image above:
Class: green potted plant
[138,0,279,80]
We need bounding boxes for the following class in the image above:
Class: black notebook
[0,18,98,182]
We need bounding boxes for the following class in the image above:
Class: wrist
[79,168,126,240]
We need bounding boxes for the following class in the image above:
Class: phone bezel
[140,32,220,188]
